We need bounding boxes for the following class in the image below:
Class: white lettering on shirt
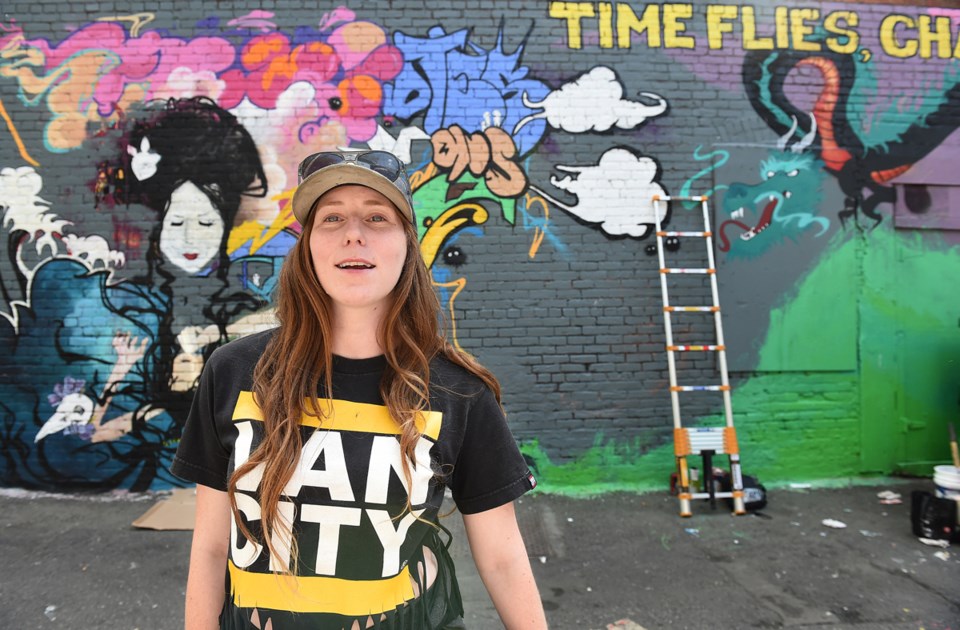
[367,508,425,577]
[268,500,296,572]
[284,431,355,501]
[229,425,439,578]
[230,491,263,568]
[233,421,264,492]
[364,435,434,505]
[300,505,363,575]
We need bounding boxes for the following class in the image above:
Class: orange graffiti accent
[433,276,467,352]
[524,193,551,259]
[871,164,912,184]
[243,33,287,68]
[0,97,40,167]
[336,75,382,118]
[530,226,546,259]
[796,57,853,172]
[430,125,528,197]
[292,41,336,72]
[242,34,297,92]
[240,37,339,97]
[352,75,381,100]
[409,162,438,193]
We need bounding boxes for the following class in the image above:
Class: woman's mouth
[336,261,375,269]
[183,253,199,260]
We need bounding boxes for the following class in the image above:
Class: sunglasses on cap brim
[298,150,411,194]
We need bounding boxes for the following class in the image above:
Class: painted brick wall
[2,1,959,493]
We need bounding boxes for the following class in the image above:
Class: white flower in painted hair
[127,136,161,181]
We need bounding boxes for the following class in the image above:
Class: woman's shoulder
[429,352,492,398]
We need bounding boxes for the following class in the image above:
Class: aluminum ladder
[652,194,746,517]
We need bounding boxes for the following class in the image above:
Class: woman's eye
[170,221,185,227]
[322,215,341,223]
[199,221,214,227]
[369,215,387,223]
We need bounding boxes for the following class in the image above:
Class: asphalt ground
[1,479,958,629]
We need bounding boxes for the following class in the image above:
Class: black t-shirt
[171,329,535,629]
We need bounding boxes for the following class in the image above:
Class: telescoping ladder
[651,194,746,517]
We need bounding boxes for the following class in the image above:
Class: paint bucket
[933,465,960,503]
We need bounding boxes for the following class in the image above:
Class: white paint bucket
[933,464,960,501]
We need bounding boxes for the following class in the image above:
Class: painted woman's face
[159,182,225,274]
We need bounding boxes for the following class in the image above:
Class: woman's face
[159,182,225,274]
[309,184,408,322]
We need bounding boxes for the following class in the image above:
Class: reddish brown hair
[228,194,500,574]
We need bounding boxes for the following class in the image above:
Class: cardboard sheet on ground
[132,487,196,530]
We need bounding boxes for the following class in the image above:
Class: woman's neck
[330,308,385,358]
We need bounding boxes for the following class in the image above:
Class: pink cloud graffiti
[0,14,403,150]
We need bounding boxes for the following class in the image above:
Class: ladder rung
[660,268,715,274]
[689,492,735,500]
[675,427,739,456]
[664,306,719,312]
[657,231,712,237]
[671,385,731,392]
[668,345,725,352]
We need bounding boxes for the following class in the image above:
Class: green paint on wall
[859,226,960,472]
[526,234,862,492]
[412,173,516,241]
[526,227,960,494]
[756,232,858,371]
[520,435,674,496]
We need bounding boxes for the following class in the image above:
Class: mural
[712,130,829,259]
[532,146,668,239]
[0,9,403,489]
[2,2,960,492]
[741,47,960,226]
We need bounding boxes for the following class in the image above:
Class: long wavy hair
[228,192,501,574]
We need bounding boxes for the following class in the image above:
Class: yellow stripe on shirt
[231,392,442,440]
[228,561,417,615]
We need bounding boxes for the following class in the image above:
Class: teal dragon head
[718,147,829,259]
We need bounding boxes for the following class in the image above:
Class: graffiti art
[3,3,960,492]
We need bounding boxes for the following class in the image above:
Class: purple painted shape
[894,185,960,231]
[890,127,960,230]
[890,127,960,185]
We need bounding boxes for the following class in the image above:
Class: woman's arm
[185,484,231,630]
[463,501,548,629]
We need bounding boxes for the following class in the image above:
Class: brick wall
[2,1,958,492]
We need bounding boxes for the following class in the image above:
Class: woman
[172,150,548,629]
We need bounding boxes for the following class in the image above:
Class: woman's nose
[343,217,366,244]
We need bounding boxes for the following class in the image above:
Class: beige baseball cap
[291,150,414,225]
